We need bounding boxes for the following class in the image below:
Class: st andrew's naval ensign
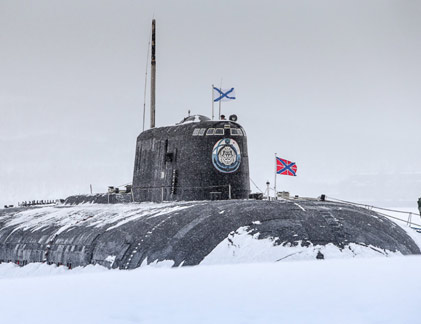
[212,138,241,173]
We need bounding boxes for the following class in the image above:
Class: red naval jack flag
[276,157,297,176]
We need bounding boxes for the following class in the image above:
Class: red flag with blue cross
[276,157,297,176]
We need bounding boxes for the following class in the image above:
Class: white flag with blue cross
[213,87,236,102]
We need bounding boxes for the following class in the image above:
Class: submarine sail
[132,19,250,202]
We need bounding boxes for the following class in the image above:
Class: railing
[325,196,421,230]
[17,199,63,207]
[132,184,236,202]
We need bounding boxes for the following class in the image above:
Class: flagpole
[218,79,222,119]
[211,84,214,120]
[274,153,277,200]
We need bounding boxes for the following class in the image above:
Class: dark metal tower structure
[150,19,156,129]
[132,20,251,202]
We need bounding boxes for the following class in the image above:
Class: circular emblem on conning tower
[212,138,241,173]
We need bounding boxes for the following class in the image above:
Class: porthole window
[206,128,215,135]
[215,128,224,135]
[230,128,243,136]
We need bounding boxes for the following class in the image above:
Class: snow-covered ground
[0,257,420,323]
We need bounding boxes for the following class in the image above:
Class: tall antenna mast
[150,19,156,128]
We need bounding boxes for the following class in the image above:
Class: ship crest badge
[212,138,241,173]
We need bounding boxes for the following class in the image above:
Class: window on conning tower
[206,128,215,135]
[193,128,206,136]
[215,128,224,135]
[230,128,243,136]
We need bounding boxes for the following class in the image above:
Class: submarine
[0,20,420,269]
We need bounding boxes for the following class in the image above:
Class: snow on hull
[2,201,195,233]
[0,200,419,269]
[201,226,402,265]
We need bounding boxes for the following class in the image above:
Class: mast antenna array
[150,19,156,128]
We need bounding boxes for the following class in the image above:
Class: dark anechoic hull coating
[0,200,419,269]
[132,120,250,202]
[64,194,132,205]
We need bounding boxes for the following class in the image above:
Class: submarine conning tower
[132,115,250,202]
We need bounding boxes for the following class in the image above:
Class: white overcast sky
[1,0,421,206]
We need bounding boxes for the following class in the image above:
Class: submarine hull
[0,199,419,269]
